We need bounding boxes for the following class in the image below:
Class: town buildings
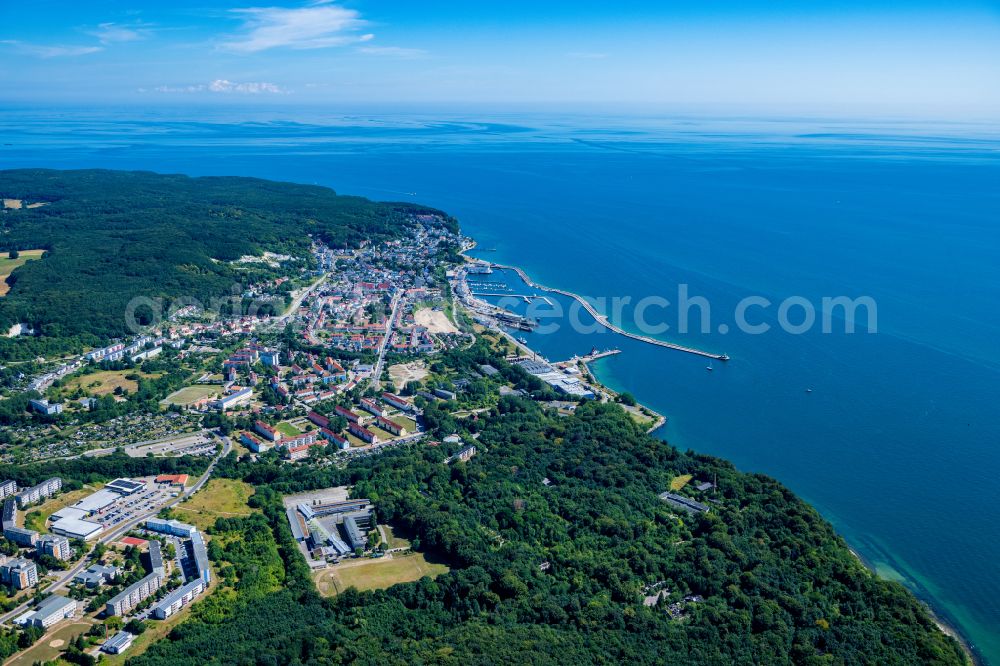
[1,558,38,589]
[105,571,163,616]
[14,594,76,629]
[15,477,62,507]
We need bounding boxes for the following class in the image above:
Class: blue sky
[1,1,999,116]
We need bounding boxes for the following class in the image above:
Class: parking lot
[124,432,217,458]
[94,478,179,530]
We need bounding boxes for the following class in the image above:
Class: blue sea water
[1,107,998,662]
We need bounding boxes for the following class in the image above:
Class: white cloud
[0,40,102,58]
[91,22,150,45]
[149,79,287,94]
[219,2,371,53]
[358,46,427,59]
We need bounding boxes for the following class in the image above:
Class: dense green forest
[0,169,450,360]
[127,400,964,665]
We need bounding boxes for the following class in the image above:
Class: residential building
[1,498,17,532]
[28,399,63,416]
[1,558,38,589]
[3,526,38,547]
[38,534,72,561]
[348,421,378,444]
[190,532,211,583]
[0,480,16,499]
[382,392,412,411]
[212,386,253,411]
[375,416,407,437]
[147,539,165,575]
[15,477,62,507]
[151,579,205,619]
[254,421,279,441]
[359,398,386,418]
[105,572,163,616]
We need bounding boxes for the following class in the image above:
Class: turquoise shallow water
[1,108,998,662]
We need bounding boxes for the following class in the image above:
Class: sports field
[160,384,220,407]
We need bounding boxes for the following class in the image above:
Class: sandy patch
[48,639,65,648]
[415,308,458,334]
[389,362,428,392]
[3,199,22,210]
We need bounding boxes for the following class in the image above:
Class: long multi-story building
[145,518,199,539]
[4,526,39,547]
[15,477,62,508]
[190,532,211,584]
[105,572,163,616]
[1,558,38,590]
[0,480,17,499]
[1,498,17,532]
[38,534,72,561]
[151,579,205,619]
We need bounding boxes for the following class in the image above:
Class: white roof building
[50,517,103,540]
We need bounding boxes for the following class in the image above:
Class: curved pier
[491,263,730,362]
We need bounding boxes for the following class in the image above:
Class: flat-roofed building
[1,498,17,532]
[147,539,165,575]
[3,526,38,547]
[15,477,61,508]
[151,579,205,619]
[50,506,89,522]
[38,534,72,560]
[14,594,76,629]
[145,517,198,538]
[1,558,38,590]
[105,572,163,616]
[340,515,366,551]
[190,532,211,583]
[0,480,16,499]
[74,564,120,588]
[50,517,103,540]
[101,631,135,654]
[105,478,146,495]
[71,488,120,514]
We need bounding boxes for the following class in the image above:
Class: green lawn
[173,478,255,531]
[275,421,303,437]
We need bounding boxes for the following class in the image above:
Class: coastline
[457,241,975,663]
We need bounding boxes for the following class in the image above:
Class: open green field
[275,421,302,438]
[65,369,162,397]
[173,478,254,531]
[6,620,92,666]
[23,485,102,532]
[160,384,219,407]
[312,552,449,597]
[0,249,44,297]
[391,415,417,433]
